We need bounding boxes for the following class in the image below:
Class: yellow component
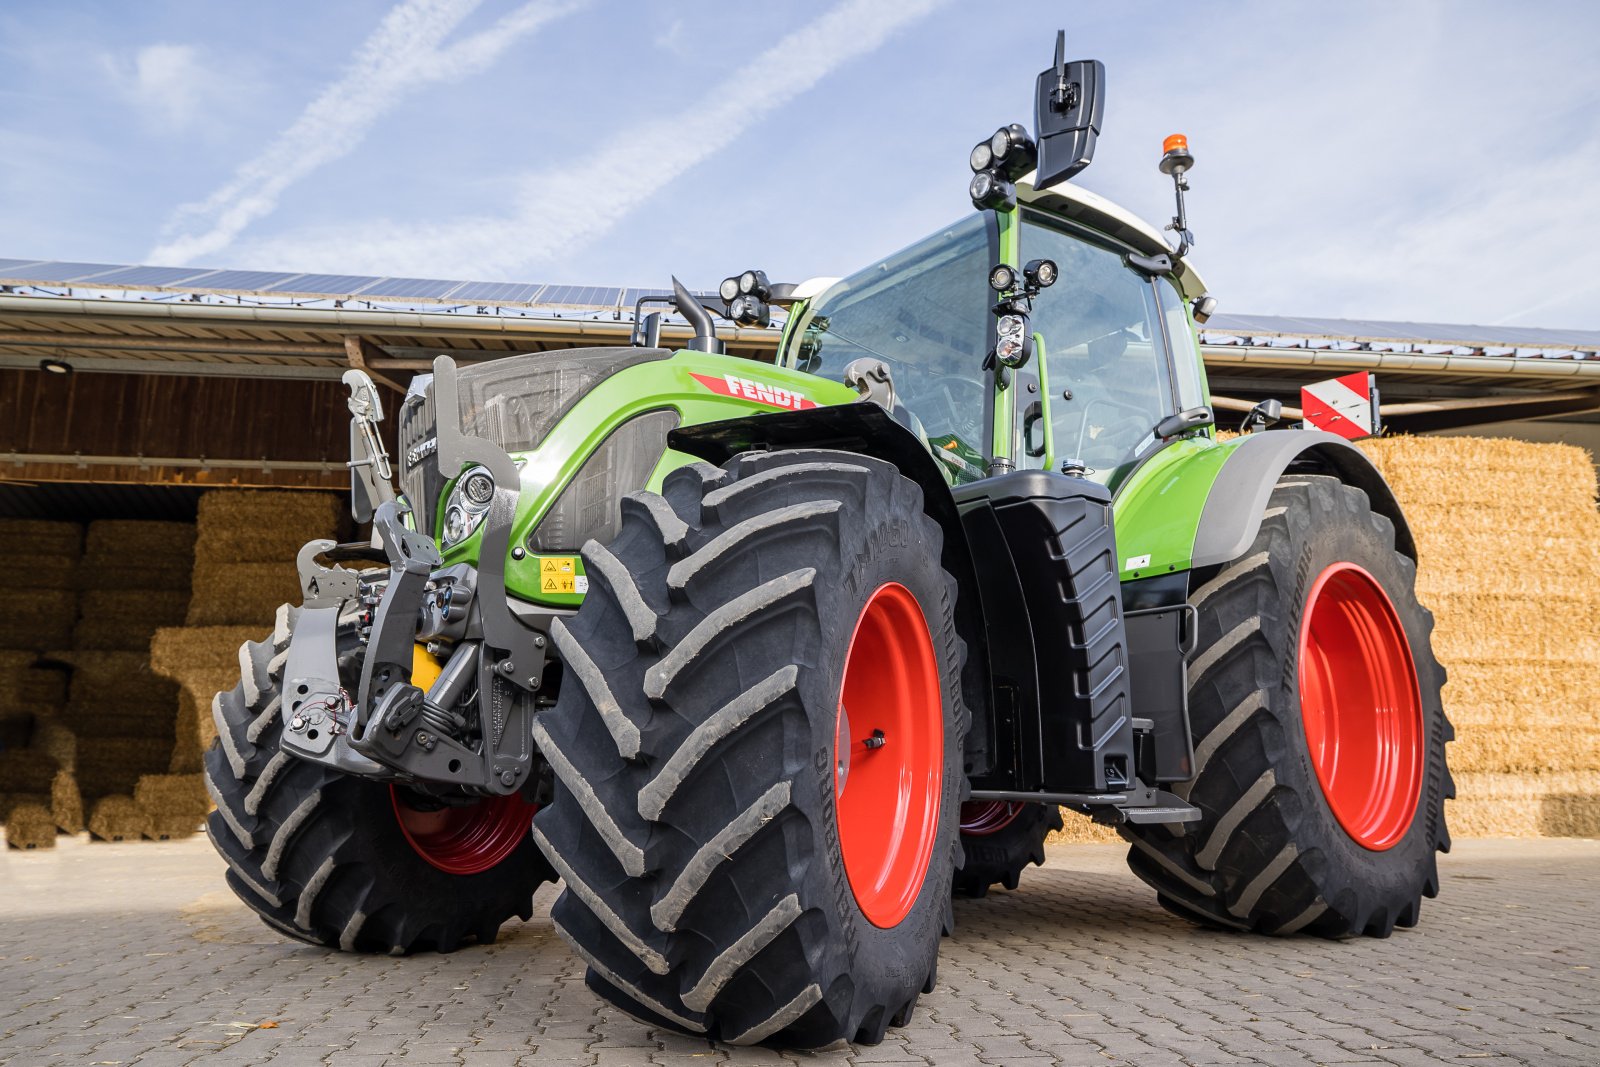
[539,555,580,595]
[411,644,444,693]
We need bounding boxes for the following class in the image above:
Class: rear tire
[1122,475,1452,937]
[204,606,556,953]
[954,802,1061,897]
[531,451,968,1047]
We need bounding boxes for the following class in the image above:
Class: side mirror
[1242,398,1284,434]
[1153,406,1214,439]
[1033,31,1105,188]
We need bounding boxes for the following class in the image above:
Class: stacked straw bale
[0,520,80,651]
[5,802,58,849]
[134,773,212,838]
[186,491,341,627]
[1361,435,1600,838]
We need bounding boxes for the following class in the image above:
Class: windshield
[783,214,994,480]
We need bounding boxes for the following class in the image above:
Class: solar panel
[5,261,127,284]
[184,269,305,291]
[538,284,624,308]
[0,258,46,273]
[447,280,546,304]
[83,265,219,288]
[354,277,460,300]
[259,273,377,295]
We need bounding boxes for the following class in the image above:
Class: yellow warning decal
[539,556,581,595]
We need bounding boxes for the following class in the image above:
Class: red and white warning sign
[1300,371,1380,440]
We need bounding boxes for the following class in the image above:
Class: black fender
[1192,429,1417,568]
[668,403,996,770]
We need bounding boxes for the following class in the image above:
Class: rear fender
[1192,430,1416,568]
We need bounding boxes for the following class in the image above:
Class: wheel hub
[1297,562,1424,851]
[833,582,944,928]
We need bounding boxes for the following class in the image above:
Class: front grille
[528,409,679,552]
[455,347,666,455]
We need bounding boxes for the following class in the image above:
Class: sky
[2,0,1598,330]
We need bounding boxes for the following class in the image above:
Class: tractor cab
[779,180,1213,490]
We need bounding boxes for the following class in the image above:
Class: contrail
[238,0,951,278]
[148,0,586,265]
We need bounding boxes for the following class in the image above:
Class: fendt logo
[690,372,817,412]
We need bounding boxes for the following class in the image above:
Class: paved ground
[0,835,1594,1067]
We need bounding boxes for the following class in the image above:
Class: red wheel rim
[960,800,1025,836]
[834,582,944,928]
[391,787,537,875]
[1297,562,1423,851]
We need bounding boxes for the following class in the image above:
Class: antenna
[1051,30,1072,110]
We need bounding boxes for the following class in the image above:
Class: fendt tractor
[205,33,1451,1048]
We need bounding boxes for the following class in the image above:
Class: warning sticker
[539,556,579,595]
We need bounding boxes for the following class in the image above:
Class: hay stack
[0,520,81,651]
[1360,435,1600,837]
[150,625,260,772]
[52,769,83,833]
[87,795,151,842]
[186,491,340,628]
[134,773,209,838]
[5,802,57,849]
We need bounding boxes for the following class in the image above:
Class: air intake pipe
[671,276,726,354]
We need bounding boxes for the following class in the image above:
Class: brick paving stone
[1,836,1596,1067]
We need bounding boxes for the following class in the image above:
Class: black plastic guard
[953,471,1134,794]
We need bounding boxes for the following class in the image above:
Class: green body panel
[1109,432,1252,581]
[438,349,858,604]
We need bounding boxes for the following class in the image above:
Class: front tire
[954,801,1061,897]
[204,606,556,953]
[1122,475,1452,937]
[531,451,968,1047]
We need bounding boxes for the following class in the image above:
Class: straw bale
[5,802,57,849]
[168,691,206,773]
[1360,436,1598,513]
[20,665,69,708]
[1451,725,1600,775]
[1449,772,1600,837]
[195,490,342,562]
[77,561,195,591]
[87,795,151,841]
[187,563,298,626]
[0,792,49,820]
[1441,659,1600,728]
[31,719,75,770]
[61,702,175,741]
[83,520,196,563]
[0,590,77,650]
[6,555,78,591]
[1046,816,1121,845]
[51,651,179,708]
[1426,593,1600,662]
[76,737,173,799]
[72,589,191,651]
[0,519,81,558]
[0,750,59,793]
[135,774,209,838]
[51,769,83,833]
[133,773,209,815]
[150,625,263,672]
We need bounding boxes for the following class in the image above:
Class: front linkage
[281,357,555,802]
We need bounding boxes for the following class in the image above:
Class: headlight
[994,313,1031,369]
[440,464,494,547]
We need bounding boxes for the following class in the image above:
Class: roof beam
[344,335,409,394]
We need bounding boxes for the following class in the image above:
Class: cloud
[104,43,216,132]
[147,0,586,266]
[234,0,951,279]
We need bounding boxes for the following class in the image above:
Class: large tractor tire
[1123,475,1452,937]
[954,801,1062,897]
[204,605,556,953]
[531,451,968,1047]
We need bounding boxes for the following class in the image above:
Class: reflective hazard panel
[539,556,586,595]
[1301,371,1380,440]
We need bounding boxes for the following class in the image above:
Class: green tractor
[205,32,1451,1049]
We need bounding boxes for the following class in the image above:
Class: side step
[967,786,1201,828]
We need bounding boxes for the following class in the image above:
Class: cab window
[1023,212,1175,486]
